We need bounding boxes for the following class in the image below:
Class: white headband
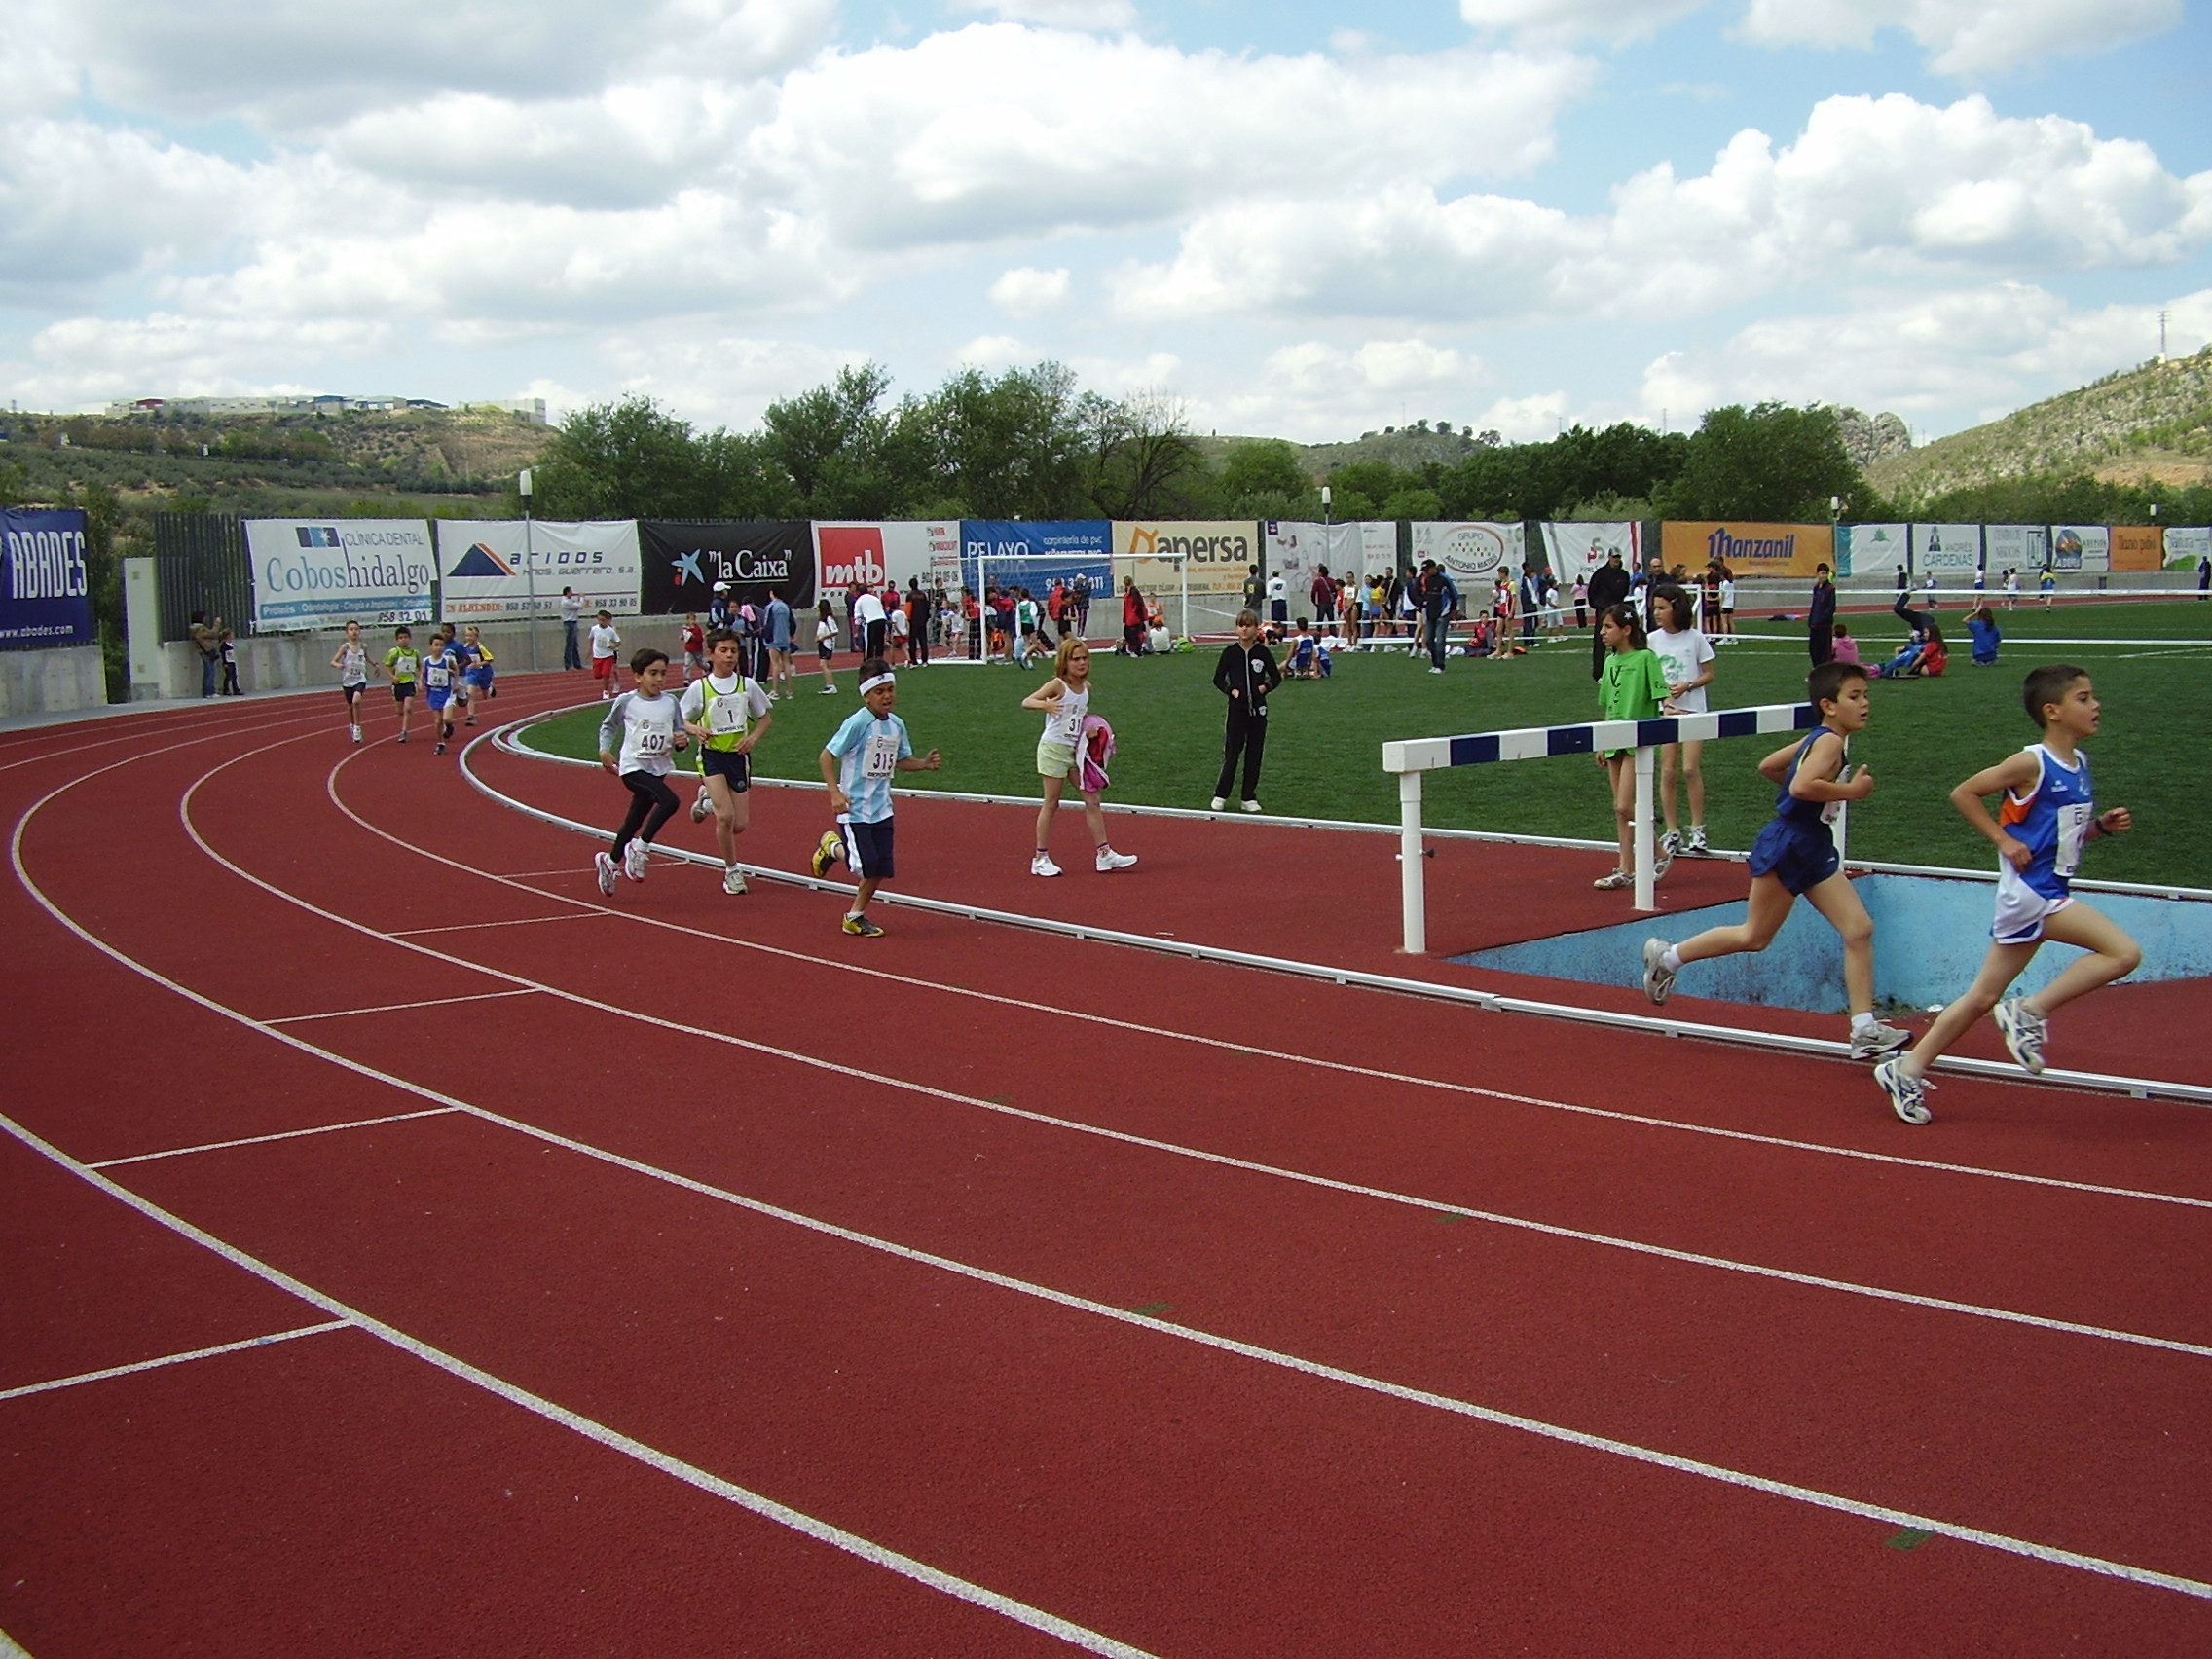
[859,672,896,694]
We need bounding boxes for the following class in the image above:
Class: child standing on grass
[1649,584,1717,858]
[809,662,942,937]
[1873,666,2139,1124]
[333,619,370,743]
[1592,603,1676,891]
[681,629,773,896]
[1211,608,1280,813]
[815,600,839,693]
[1640,661,1911,1061]
[594,648,690,896]
[1022,638,1137,877]
[380,625,420,744]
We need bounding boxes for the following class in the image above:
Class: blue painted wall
[1460,874,2212,1014]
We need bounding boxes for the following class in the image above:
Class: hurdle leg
[1633,745,1657,913]
[1398,769,1426,954]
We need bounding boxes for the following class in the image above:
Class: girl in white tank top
[1019,637,1136,878]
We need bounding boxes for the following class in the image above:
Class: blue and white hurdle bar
[1382,701,1821,951]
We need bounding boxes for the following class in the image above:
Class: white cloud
[1459,0,1704,46]
[948,0,1139,30]
[954,334,1031,371]
[1736,0,2182,77]
[1187,337,1493,441]
[590,327,862,425]
[988,265,1071,316]
[9,313,397,407]
[1111,94,2212,325]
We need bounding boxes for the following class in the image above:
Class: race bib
[2055,802,2093,877]
[863,731,899,780]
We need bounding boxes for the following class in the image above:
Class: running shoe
[1849,1020,1912,1061]
[1874,1058,1934,1125]
[691,785,712,824]
[594,851,617,896]
[1209,795,1228,811]
[397,730,409,743]
[1641,938,1676,1004]
[350,728,362,744]
[623,839,648,882]
[465,715,476,727]
[1240,800,1263,813]
[820,684,838,695]
[1095,850,1138,872]
[1592,868,1632,890]
[1030,854,1063,877]
[1652,839,1675,881]
[433,741,447,756]
[810,829,844,877]
[722,866,748,896]
[841,913,885,938]
[1994,997,2048,1074]
[1660,828,1681,860]
[1684,827,1711,856]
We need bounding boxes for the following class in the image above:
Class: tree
[909,362,1094,519]
[1653,403,1862,522]
[1085,391,1212,519]
[1216,439,1309,512]
[760,362,908,518]
[532,396,729,519]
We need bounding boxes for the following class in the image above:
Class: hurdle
[1382,702,1820,951]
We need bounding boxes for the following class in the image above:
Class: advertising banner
[1985,524,2048,572]
[1261,522,1389,596]
[1540,522,1641,584]
[639,521,813,616]
[2109,525,2164,572]
[1122,520,1262,604]
[1412,522,1526,588]
[1842,523,1907,580]
[2050,525,2109,573]
[1661,522,1833,580]
[960,520,1112,600]
[813,521,962,595]
[1913,523,1983,576]
[244,518,434,632]
[436,519,641,620]
[0,508,93,649]
[2164,525,2211,570]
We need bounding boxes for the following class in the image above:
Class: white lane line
[152,738,2212,1359]
[0,1114,1159,1659]
[0,1622,31,1658]
[0,1321,351,1403]
[22,759,2212,1601]
[90,1107,462,1169]
[389,914,596,937]
[352,742,2212,1217]
[269,988,537,1024]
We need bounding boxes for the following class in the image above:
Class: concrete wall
[0,645,110,719]
[138,617,694,700]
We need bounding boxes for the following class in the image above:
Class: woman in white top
[1020,638,1136,877]
[331,619,371,744]
[1650,584,1718,856]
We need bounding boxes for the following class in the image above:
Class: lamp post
[519,468,539,671]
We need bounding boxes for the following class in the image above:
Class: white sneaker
[1850,1020,1912,1061]
[350,727,362,744]
[722,866,748,896]
[623,840,648,882]
[1240,800,1263,813]
[594,851,617,896]
[1684,826,1711,856]
[1209,795,1227,811]
[1030,854,1063,877]
[691,785,712,823]
[1096,850,1138,872]
[1641,938,1676,1004]
[1874,1058,1934,1125]
[1994,997,2048,1074]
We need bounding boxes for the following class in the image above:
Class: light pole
[519,467,539,671]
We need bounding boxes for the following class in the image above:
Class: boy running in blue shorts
[1874,665,2139,1124]
[461,624,495,718]
[810,660,941,937]
[1641,659,1910,1060]
[421,631,461,755]
[681,629,773,896]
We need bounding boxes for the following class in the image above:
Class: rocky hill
[1867,348,2212,504]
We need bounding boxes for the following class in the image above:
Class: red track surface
[5,676,2210,1656]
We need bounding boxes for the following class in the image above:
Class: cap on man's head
[712,581,730,593]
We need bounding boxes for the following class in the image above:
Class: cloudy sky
[3,0,2207,444]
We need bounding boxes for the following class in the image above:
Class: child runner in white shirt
[809,661,941,936]
[589,611,622,699]
[680,630,774,896]
[1649,584,1717,857]
[331,619,370,744]
[593,649,689,895]
[1021,637,1136,877]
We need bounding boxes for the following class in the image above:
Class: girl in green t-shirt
[1593,602,1675,891]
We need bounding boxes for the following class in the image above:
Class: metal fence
[150,514,250,643]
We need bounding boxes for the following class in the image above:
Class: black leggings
[1216,711,1267,802]
[613,771,680,855]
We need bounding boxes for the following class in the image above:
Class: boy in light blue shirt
[809,661,942,937]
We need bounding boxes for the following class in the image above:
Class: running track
[3,676,2209,1656]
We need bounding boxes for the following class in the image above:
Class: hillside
[1867,348,2212,504]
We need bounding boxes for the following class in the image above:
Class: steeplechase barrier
[1382,702,1822,951]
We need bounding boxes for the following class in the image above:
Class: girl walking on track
[1022,638,1137,877]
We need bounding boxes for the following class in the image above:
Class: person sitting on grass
[1830,621,1861,665]
[1967,603,2002,666]
[1283,620,1320,679]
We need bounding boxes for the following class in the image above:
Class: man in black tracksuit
[1807,562,1837,665]
[1212,608,1281,812]
[1585,551,1632,680]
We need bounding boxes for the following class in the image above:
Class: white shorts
[1991,874,2072,946]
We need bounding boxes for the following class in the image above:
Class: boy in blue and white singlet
[1640,659,1911,1062]
[421,634,460,755]
[1875,665,2140,1124]
[810,660,941,937]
